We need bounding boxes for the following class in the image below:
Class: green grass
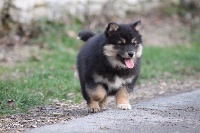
[0,22,82,115]
[0,23,200,115]
[141,44,200,79]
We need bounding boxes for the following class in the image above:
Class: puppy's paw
[88,107,100,113]
[117,104,132,110]
[88,101,101,113]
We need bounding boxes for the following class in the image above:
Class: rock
[30,125,37,128]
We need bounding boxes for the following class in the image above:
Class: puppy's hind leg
[86,84,107,113]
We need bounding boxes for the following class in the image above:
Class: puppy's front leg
[87,84,107,113]
[115,86,131,110]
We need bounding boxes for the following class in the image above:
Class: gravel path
[27,90,200,133]
[0,75,200,133]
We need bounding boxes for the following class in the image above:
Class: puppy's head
[104,20,143,69]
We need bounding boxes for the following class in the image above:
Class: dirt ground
[0,74,200,133]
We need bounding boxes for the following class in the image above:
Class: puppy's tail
[77,30,95,42]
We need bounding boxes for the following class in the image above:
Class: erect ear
[132,20,141,31]
[105,22,119,37]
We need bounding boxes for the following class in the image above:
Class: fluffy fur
[77,20,143,113]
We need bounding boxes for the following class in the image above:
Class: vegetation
[0,23,200,115]
[141,44,200,79]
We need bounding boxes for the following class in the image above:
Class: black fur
[77,30,95,42]
[77,21,143,104]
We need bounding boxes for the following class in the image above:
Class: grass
[0,22,82,115]
[141,44,200,79]
[0,23,200,115]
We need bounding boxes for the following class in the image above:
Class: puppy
[77,20,143,113]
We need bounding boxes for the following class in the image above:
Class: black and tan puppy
[77,20,143,113]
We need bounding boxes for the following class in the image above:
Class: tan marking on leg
[99,96,107,109]
[115,87,131,110]
[88,85,106,101]
[87,85,106,113]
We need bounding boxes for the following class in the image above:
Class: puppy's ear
[131,20,141,31]
[105,22,119,37]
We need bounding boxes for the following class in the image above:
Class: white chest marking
[93,74,134,90]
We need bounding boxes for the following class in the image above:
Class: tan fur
[87,85,107,112]
[103,44,128,68]
[120,37,126,44]
[93,73,135,89]
[88,85,106,101]
[118,40,122,44]
[109,24,119,32]
[115,87,131,110]
[131,38,136,44]
[103,44,118,57]
[88,101,100,113]
[136,44,143,58]
[106,56,127,68]
[115,87,129,105]
[135,22,141,31]
[99,96,107,109]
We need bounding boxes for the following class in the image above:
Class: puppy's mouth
[117,54,134,69]
[124,58,134,68]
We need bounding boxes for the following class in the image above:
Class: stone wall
[0,0,161,24]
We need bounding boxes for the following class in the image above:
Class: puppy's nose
[128,51,134,57]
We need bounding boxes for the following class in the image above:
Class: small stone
[52,112,63,116]
[18,128,25,131]
[31,125,37,128]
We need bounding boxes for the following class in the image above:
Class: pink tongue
[125,59,134,68]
